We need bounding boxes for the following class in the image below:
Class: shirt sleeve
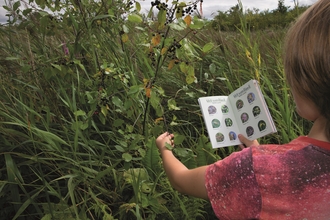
[205,147,261,219]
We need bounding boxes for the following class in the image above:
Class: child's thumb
[238,134,259,148]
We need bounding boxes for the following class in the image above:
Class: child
[156,0,330,219]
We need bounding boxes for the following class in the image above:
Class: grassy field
[0,1,311,219]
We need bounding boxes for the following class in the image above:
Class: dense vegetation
[210,0,309,31]
[0,0,312,219]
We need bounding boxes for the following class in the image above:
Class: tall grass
[0,0,310,219]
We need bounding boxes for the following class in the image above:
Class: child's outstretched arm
[156,132,209,200]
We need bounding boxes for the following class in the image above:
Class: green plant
[0,0,311,219]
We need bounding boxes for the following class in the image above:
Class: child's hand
[156,132,174,153]
[238,134,259,149]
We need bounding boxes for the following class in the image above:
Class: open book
[198,79,277,148]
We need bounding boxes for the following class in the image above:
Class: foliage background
[0,0,311,219]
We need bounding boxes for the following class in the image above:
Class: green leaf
[179,2,186,7]
[176,8,183,19]
[174,148,190,157]
[51,63,62,71]
[173,134,185,145]
[80,122,89,130]
[138,148,146,157]
[99,113,106,125]
[22,8,32,16]
[92,14,111,21]
[149,91,162,117]
[142,138,161,178]
[135,2,141,12]
[186,66,196,84]
[68,176,79,218]
[112,96,123,108]
[186,92,196,98]
[168,22,185,31]
[32,127,68,149]
[187,65,195,76]
[73,59,87,73]
[101,105,108,117]
[114,119,124,127]
[179,62,188,74]
[115,145,125,152]
[71,121,81,130]
[176,2,186,19]
[126,124,134,132]
[5,57,19,60]
[170,121,179,126]
[190,17,205,30]
[165,142,173,150]
[141,183,151,194]
[128,13,143,23]
[186,74,196,84]
[167,99,180,110]
[122,24,129,33]
[124,100,133,110]
[41,214,52,220]
[157,9,166,28]
[123,168,149,183]
[5,153,21,214]
[108,9,114,16]
[209,63,216,74]
[128,85,142,95]
[141,194,149,208]
[122,153,133,162]
[74,110,86,117]
[216,77,227,81]
[195,135,216,166]
[13,187,42,220]
[202,42,215,53]
[13,1,21,11]
[2,5,11,11]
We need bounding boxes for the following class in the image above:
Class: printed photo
[208,105,217,114]
[221,105,229,113]
[247,92,256,103]
[225,118,233,127]
[229,131,237,141]
[252,106,261,117]
[246,126,254,137]
[258,120,267,131]
[212,119,221,128]
[236,99,244,110]
[241,113,249,123]
[215,132,225,142]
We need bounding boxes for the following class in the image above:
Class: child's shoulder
[252,136,330,155]
[252,136,330,157]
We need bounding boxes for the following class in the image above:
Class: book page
[198,96,242,148]
[228,80,277,141]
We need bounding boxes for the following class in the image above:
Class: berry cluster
[100,97,110,106]
[151,0,168,10]
[176,2,199,17]
[126,0,135,8]
[167,39,181,60]
[127,0,134,5]
[151,0,174,25]
[150,1,201,24]
[148,51,157,66]
[184,4,198,16]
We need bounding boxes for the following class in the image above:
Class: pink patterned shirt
[205,136,330,219]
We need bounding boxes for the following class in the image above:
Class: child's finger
[238,144,246,150]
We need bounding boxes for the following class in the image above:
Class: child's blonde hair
[284,0,330,139]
